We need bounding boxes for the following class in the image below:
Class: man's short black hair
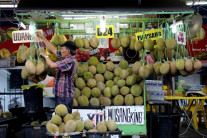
[59,41,77,56]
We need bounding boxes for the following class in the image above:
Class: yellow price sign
[96,25,114,38]
[135,29,162,47]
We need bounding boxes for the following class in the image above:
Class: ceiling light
[0,5,17,8]
[100,15,106,32]
[186,1,207,5]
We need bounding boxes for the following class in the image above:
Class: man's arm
[40,52,57,69]
[36,31,57,56]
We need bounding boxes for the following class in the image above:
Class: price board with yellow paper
[96,25,114,38]
[135,29,162,48]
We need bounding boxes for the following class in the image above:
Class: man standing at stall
[37,32,77,113]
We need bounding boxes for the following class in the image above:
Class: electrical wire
[2,11,19,25]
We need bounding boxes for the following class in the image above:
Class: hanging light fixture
[100,15,106,32]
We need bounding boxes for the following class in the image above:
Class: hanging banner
[176,31,186,45]
[135,29,163,47]
[105,106,144,125]
[96,25,114,38]
[12,30,43,43]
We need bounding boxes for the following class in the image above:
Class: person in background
[36,32,77,113]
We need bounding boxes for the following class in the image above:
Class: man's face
[60,46,70,58]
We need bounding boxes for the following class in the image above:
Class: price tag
[96,25,114,38]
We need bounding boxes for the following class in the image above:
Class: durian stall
[1,0,206,136]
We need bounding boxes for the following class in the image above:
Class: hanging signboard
[105,106,145,125]
[96,25,114,38]
[12,30,43,43]
[176,31,186,45]
[72,109,104,126]
[85,23,119,34]
[135,29,162,47]
[73,35,109,48]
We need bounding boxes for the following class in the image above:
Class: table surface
[164,96,207,100]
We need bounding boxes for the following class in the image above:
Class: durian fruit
[154,62,162,76]
[90,37,99,49]
[139,65,150,79]
[41,121,49,125]
[185,59,193,72]
[1,48,11,57]
[176,59,185,71]
[84,119,94,130]
[6,27,17,40]
[72,111,80,120]
[25,46,36,60]
[194,60,202,70]
[0,29,7,43]
[74,38,84,48]
[129,39,136,50]
[50,115,62,125]
[55,104,68,117]
[97,124,107,132]
[164,48,175,60]
[121,36,130,47]
[82,38,90,49]
[46,124,59,133]
[160,62,170,75]
[106,120,117,131]
[144,39,154,51]
[25,59,36,75]
[21,66,30,79]
[2,112,12,117]
[111,38,121,49]
[64,114,73,123]
[113,95,124,106]
[145,63,154,75]
[170,61,177,75]
[76,120,84,132]
[59,122,65,133]
[52,35,67,45]
[134,40,143,51]
[154,48,164,61]
[166,38,176,49]
[30,121,40,125]
[36,58,46,75]
[17,44,28,63]
[65,120,77,132]
[157,38,166,50]
[179,70,189,77]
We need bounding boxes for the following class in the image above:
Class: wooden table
[165,96,207,137]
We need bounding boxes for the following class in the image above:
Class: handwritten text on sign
[135,29,162,47]
[72,109,104,126]
[96,25,114,38]
[12,30,43,43]
[105,106,144,125]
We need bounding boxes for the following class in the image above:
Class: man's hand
[40,52,47,58]
[36,31,45,39]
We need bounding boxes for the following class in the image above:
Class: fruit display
[74,56,145,106]
[195,52,207,60]
[46,104,119,134]
[0,48,11,57]
[75,48,90,62]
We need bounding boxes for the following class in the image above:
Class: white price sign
[72,109,104,126]
[73,35,109,48]
[12,30,43,43]
[105,106,144,125]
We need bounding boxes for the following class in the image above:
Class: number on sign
[108,27,113,36]
[97,28,102,36]
[103,28,107,36]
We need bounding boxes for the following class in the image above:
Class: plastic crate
[22,122,47,138]
[86,129,122,138]
[47,132,83,138]
[0,124,8,138]
[0,56,16,68]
